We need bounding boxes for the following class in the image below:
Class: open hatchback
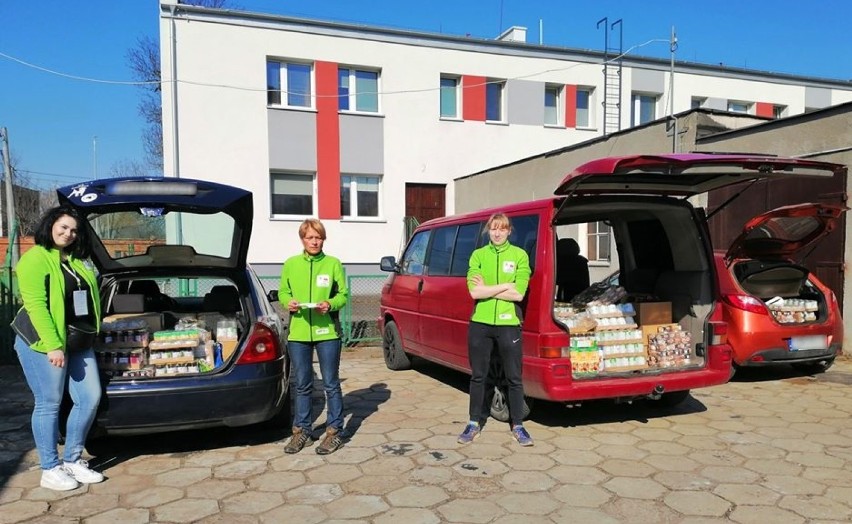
[57,178,289,436]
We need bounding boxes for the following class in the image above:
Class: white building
[158,1,852,274]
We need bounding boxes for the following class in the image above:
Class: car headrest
[128,279,162,296]
[203,285,240,312]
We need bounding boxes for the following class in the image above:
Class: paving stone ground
[2,349,852,523]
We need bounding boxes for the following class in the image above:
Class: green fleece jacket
[278,251,349,342]
[16,245,101,353]
[467,241,531,326]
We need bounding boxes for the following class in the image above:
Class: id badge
[73,290,89,316]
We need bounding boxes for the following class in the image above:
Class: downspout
[168,4,184,250]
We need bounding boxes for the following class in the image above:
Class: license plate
[788,335,827,351]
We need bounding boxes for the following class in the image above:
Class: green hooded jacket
[278,251,349,342]
[15,245,101,353]
[467,241,531,326]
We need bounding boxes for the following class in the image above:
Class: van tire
[792,358,834,375]
[383,321,411,370]
[489,387,533,422]
[649,390,691,408]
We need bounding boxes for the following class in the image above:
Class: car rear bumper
[97,360,287,435]
[738,344,841,367]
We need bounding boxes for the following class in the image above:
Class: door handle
[418,279,424,293]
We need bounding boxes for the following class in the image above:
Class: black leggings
[467,321,525,426]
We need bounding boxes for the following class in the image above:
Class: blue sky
[1,0,849,189]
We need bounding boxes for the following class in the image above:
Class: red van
[379,154,844,418]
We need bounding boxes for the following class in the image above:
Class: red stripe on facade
[462,75,486,121]
[564,84,577,128]
[755,102,774,118]
[315,61,341,219]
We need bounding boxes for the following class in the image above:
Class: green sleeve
[278,259,293,304]
[514,248,532,296]
[467,249,482,291]
[328,260,349,311]
[17,251,63,351]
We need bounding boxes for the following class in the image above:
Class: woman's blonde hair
[299,218,327,240]
[486,213,512,232]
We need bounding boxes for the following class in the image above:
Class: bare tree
[127,0,233,173]
[109,159,151,179]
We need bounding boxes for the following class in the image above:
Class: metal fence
[259,274,386,347]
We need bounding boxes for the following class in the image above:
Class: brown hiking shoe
[284,427,314,454]
[315,427,343,455]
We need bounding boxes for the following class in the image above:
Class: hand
[47,350,65,368]
[288,299,300,313]
[317,301,331,314]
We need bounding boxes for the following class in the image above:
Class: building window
[577,87,593,128]
[267,61,312,108]
[631,94,657,126]
[486,79,505,122]
[544,84,562,126]
[773,104,787,119]
[691,97,706,109]
[338,67,379,112]
[270,172,315,216]
[340,175,381,218]
[587,221,611,262]
[727,100,751,114]
[440,75,460,118]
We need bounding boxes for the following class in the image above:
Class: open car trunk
[552,196,714,378]
[732,260,825,324]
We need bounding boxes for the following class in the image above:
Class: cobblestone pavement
[2,350,852,523]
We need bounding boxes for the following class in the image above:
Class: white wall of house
[159,1,852,271]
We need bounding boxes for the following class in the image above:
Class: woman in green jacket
[13,206,104,491]
[458,213,534,446]
[278,219,349,455]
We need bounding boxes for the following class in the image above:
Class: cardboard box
[636,302,672,326]
[220,339,238,361]
[103,313,163,332]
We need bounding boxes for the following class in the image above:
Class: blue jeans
[288,339,343,432]
[14,336,102,470]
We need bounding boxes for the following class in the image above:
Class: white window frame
[772,104,787,119]
[270,171,317,220]
[576,86,595,128]
[727,100,752,114]
[340,174,384,222]
[544,84,562,127]
[691,97,706,109]
[267,60,314,109]
[485,78,506,123]
[631,93,658,126]
[338,66,381,114]
[439,74,461,119]
[586,221,611,263]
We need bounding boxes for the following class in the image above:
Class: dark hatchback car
[56,177,289,437]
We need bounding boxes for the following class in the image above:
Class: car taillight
[708,320,728,345]
[236,322,281,365]
[722,293,768,315]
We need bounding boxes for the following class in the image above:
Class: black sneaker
[284,427,314,454]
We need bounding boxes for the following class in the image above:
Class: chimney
[496,26,527,43]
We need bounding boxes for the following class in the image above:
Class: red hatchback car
[715,203,846,374]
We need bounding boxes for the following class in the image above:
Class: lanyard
[61,261,82,290]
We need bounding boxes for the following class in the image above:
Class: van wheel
[649,390,691,408]
[383,321,411,370]
[792,358,834,375]
[489,387,533,422]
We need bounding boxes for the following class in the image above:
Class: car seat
[555,238,590,302]
[128,279,175,312]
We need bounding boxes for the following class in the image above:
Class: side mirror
[380,256,399,272]
[267,289,279,303]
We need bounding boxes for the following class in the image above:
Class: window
[587,221,611,262]
[486,79,505,122]
[544,84,562,126]
[427,226,456,276]
[440,75,460,118]
[270,172,314,216]
[576,88,592,128]
[338,67,379,112]
[727,100,751,114]
[631,94,657,126]
[691,97,706,109]
[773,104,787,119]
[267,61,312,108]
[450,223,482,276]
[400,231,431,276]
[340,175,381,218]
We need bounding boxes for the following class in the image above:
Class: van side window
[479,214,540,270]
[426,226,456,276]
[450,223,481,276]
[400,230,431,275]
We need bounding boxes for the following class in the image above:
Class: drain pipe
[169,3,180,180]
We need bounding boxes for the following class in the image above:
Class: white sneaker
[40,465,79,491]
[63,459,104,484]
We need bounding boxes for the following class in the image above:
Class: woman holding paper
[278,218,349,455]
